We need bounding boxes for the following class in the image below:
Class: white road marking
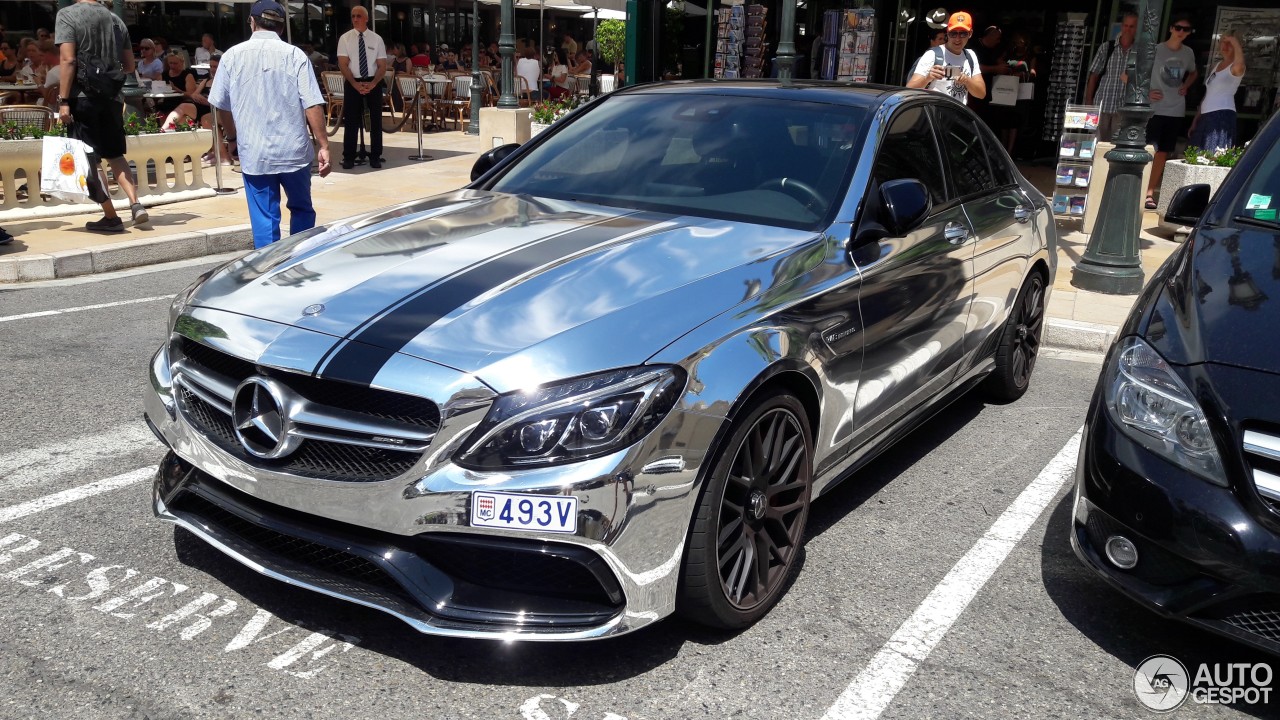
[821,428,1083,720]
[0,295,170,323]
[0,424,160,494]
[0,468,153,524]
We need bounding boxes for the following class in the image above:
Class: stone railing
[0,128,213,218]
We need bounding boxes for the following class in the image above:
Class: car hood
[191,190,817,391]
[1143,224,1280,372]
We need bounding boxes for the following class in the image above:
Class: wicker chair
[437,76,474,131]
[0,105,56,131]
[392,73,427,132]
[320,71,345,136]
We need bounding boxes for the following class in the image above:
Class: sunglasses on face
[948,31,971,38]
[1172,25,1193,32]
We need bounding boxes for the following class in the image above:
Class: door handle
[944,222,969,244]
[1014,205,1031,223]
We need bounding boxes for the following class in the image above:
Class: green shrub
[596,19,626,66]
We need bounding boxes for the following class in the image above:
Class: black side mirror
[470,143,521,182]
[1164,183,1211,226]
[879,179,931,236]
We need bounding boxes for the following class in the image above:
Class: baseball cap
[440,43,450,50]
[947,12,973,32]
[250,0,286,22]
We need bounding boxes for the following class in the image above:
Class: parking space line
[0,468,153,524]
[0,296,170,324]
[0,424,159,494]
[820,428,1083,720]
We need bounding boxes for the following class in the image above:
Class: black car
[1072,112,1280,654]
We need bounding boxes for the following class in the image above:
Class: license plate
[470,491,578,534]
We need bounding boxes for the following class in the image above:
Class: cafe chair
[321,70,345,137]
[0,105,56,131]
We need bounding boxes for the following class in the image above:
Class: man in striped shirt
[209,0,331,248]
[1084,12,1138,141]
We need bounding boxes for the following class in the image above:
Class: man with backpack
[55,0,148,233]
[1084,11,1138,141]
[906,12,986,104]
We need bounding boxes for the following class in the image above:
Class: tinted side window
[981,127,1018,188]
[871,105,947,207]
[933,106,996,198]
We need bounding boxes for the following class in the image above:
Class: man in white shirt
[193,33,219,76]
[136,38,163,80]
[906,11,985,104]
[209,0,331,248]
[337,5,387,169]
[40,40,60,106]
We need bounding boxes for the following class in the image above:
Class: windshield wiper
[1233,214,1280,232]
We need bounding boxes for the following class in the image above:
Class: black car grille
[176,337,441,431]
[179,386,420,482]
[173,337,437,482]
[1220,607,1280,643]
[1242,426,1280,516]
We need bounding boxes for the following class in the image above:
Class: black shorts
[1145,114,1182,153]
[69,95,126,161]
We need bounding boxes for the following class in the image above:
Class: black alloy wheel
[985,272,1045,402]
[678,394,813,629]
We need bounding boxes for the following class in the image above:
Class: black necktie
[359,32,368,77]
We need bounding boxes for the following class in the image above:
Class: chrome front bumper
[145,335,724,640]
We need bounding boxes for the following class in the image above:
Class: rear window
[489,93,866,229]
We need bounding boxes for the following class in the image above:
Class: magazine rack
[1052,103,1100,219]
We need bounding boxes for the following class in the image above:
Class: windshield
[1231,136,1280,228]
[490,93,866,229]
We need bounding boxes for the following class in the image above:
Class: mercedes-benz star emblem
[232,377,302,459]
[302,303,326,317]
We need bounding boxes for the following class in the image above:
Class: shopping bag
[40,135,93,202]
[1018,81,1035,101]
[990,75,1019,106]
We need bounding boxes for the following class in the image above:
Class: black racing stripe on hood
[317,211,668,386]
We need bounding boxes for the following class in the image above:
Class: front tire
[677,394,813,629]
[984,271,1045,402]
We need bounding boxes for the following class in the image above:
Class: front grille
[1243,427,1280,515]
[420,535,623,608]
[175,337,441,432]
[172,336,439,483]
[179,387,419,482]
[1220,607,1280,642]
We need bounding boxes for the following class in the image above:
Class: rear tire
[984,271,1045,402]
[677,394,813,629]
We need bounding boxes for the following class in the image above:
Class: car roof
[613,79,916,109]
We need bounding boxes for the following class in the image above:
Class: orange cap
[947,12,973,32]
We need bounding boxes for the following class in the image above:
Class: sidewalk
[0,130,1181,354]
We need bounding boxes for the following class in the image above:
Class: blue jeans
[243,166,315,248]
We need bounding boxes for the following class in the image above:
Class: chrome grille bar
[1243,429,1280,505]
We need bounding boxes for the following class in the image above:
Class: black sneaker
[0,227,12,245]
[86,216,125,233]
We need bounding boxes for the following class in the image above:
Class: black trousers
[343,79,383,162]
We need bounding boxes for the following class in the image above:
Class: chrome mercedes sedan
[146,80,1056,640]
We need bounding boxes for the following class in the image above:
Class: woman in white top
[1190,34,1245,152]
[515,47,543,102]
[547,48,570,99]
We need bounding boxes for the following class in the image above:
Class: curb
[1044,318,1120,354]
[0,225,253,282]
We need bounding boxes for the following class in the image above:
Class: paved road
[1,260,1276,720]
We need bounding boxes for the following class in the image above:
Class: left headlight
[455,366,687,471]
[1104,335,1226,486]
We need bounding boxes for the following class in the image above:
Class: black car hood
[1143,224,1280,373]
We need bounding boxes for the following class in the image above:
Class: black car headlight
[455,366,686,470]
[1104,336,1226,486]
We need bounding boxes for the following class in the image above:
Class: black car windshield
[1230,135,1280,229]
[490,92,866,229]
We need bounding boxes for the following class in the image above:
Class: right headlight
[1104,335,1226,486]
[454,366,686,471]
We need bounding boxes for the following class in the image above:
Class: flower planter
[530,122,551,137]
[0,129,211,213]
[1157,159,1232,239]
